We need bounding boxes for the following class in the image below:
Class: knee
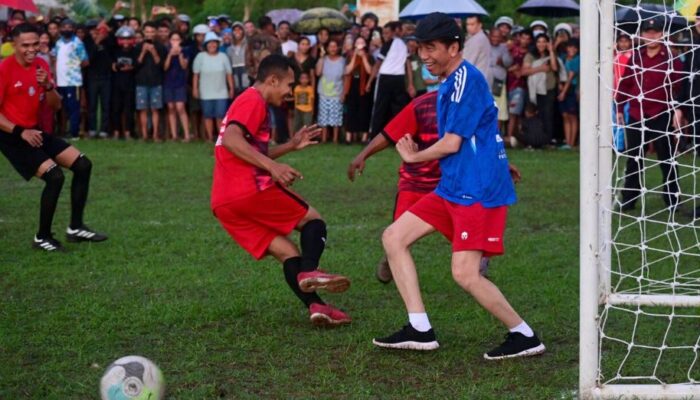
[381,225,404,252]
[70,155,92,175]
[451,267,480,292]
[41,165,65,186]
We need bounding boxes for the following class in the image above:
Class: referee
[0,23,107,251]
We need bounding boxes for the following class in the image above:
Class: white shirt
[378,38,407,76]
[281,40,298,57]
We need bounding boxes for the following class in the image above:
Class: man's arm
[348,133,391,181]
[222,123,302,186]
[0,113,43,147]
[396,132,462,163]
[269,124,322,159]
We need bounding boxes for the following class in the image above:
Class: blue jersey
[434,61,516,207]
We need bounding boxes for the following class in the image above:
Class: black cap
[415,12,463,44]
[641,16,664,32]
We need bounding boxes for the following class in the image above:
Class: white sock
[509,321,534,337]
[408,313,432,332]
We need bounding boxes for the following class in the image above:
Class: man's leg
[295,206,350,293]
[268,235,324,307]
[622,118,644,209]
[55,146,107,241]
[35,160,64,242]
[87,80,98,135]
[151,109,161,142]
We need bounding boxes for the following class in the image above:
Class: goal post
[580,1,700,399]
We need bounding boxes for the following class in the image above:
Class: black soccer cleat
[484,332,546,360]
[373,324,439,351]
[32,235,65,252]
[66,225,108,243]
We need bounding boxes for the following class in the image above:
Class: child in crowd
[293,71,315,133]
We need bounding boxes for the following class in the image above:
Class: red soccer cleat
[297,269,351,293]
[309,303,352,327]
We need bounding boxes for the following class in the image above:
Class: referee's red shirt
[0,56,51,129]
[211,87,274,209]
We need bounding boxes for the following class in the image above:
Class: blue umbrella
[517,0,579,18]
[399,0,488,20]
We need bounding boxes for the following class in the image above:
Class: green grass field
[1,141,582,399]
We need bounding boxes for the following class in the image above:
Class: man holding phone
[0,23,107,251]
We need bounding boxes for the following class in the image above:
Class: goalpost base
[591,384,700,399]
[606,293,700,307]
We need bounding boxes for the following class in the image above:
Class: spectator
[616,17,683,211]
[176,14,192,47]
[111,26,138,140]
[128,17,141,32]
[367,21,412,138]
[463,15,491,84]
[507,29,532,146]
[85,21,113,139]
[495,16,514,39]
[406,36,427,96]
[522,34,563,147]
[489,27,512,135]
[278,20,297,57]
[227,22,249,92]
[134,21,167,141]
[293,71,314,133]
[157,20,171,46]
[37,31,54,134]
[245,17,281,82]
[193,32,234,142]
[290,36,316,87]
[46,20,59,43]
[316,39,345,143]
[530,20,548,39]
[343,35,373,144]
[314,27,330,59]
[553,23,572,59]
[52,19,88,139]
[163,31,191,142]
[243,20,256,38]
[189,24,209,140]
[558,39,580,149]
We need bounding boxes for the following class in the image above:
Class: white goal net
[580,1,700,399]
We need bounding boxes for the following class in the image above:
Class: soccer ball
[100,355,165,400]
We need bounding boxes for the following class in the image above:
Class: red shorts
[407,192,508,256]
[393,190,430,221]
[213,184,309,260]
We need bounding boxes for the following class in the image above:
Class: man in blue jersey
[372,13,545,359]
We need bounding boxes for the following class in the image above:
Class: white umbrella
[399,0,488,20]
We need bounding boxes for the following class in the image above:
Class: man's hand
[407,84,416,98]
[616,112,625,126]
[396,134,418,163]
[270,162,302,186]
[35,67,51,89]
[21,129,43,147]
[508,163,522,184]
[290,124,322,150]
[348,155,366,181]
[673,109,683,131]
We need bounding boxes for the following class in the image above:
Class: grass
[0,140,587,398]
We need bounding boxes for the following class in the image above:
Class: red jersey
[211,87,274,209]
[0,56,52,128]
[382,91,441,193]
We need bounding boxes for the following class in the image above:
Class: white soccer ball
[100,355,165,400]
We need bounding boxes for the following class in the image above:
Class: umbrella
[616,3,689,34]
[517,0,579,18]
[676,0,700,21]
[266,8,303,26]
[399,0,488,19]
[292,7,351,34]
[0,0,39,13]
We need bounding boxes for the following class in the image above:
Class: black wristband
[12,125,25,136]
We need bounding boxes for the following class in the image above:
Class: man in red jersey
[211,54,352,326]
[0,23,107,252]
[349,91,521,283]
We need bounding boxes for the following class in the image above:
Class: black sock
[300,219,327,272]
[69,155,92,229]
[283,256,324,307]
[38,166,65,239]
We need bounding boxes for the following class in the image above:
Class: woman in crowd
[522,34,561,147]
[163,31,191,142]
[343,36,373,144]
[193,32,234,142]
[227,22,249,94]
[316,39,345,143]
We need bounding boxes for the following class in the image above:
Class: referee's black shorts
[0,131,70,180]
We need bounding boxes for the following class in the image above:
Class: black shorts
[0,131,71,180]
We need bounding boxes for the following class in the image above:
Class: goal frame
[579,1,700,399]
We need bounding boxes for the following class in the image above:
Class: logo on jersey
[28,86,36,97]
[487,237,501,242]
[14,81,22,88]
[461,231,469,241]
[451,66,467,103]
